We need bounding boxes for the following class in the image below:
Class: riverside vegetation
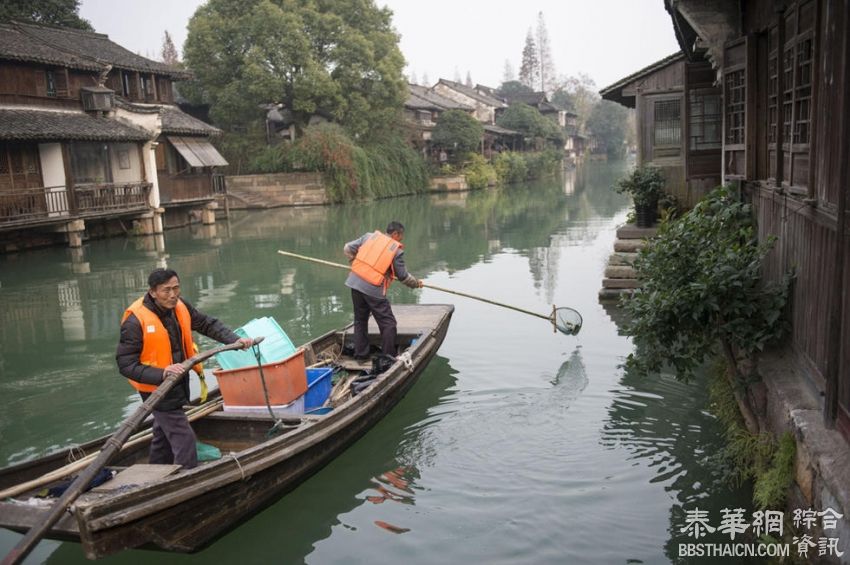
[622,187,797,513]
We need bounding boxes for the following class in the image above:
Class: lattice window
[724,69,746,145]
[782,48,794,144]
[767,33,779,144]
[689,92,721,150]
[793,37,812,144]
[654,99,681,146]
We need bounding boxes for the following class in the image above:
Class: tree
[586,100,629,158]
[519,29,538,89]
[536,12,555,93]
[552,73,599,133]
[0,0,92,30]
[496,102,562,143]
[161,30,180,65]
[422,72,430,87]
[502,59,515,83]
[409,70,418,85]
[432,109,483,158]
[453,67,462,83]
[624,187,791,385]
[184,0,406,140]
[497,80,532,99]
[465,71,473,88]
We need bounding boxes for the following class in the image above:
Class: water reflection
[600,324,753,563]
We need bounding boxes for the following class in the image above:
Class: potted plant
[615,165,666,227]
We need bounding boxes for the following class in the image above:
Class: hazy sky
[79,0,679,91]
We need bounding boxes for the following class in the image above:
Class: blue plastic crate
[304,367,333,410]
[216,317,296,370]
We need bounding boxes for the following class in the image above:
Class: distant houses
[0,21,227,251]
[405,79,584,161]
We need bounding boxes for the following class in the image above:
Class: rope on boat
[227,453,247,481]
[66,445,86,464]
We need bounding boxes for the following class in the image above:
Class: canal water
[0,161,753,564]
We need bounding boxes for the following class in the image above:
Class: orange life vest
[121,297,195,393]
[351,231,402,294]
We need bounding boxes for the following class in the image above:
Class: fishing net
[553,307,583,336]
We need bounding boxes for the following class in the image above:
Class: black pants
[150,409,198,469]
[351,289,397,357]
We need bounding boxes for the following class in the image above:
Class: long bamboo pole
[1,339,260,565]
[276,250,555,323]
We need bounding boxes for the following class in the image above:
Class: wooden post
[824,0,850,428]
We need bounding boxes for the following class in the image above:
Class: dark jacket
[116,293,240,412]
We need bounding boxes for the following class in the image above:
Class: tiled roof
[159,105,220,135]
[437,79,507,108]
[483,124,521,136]
[0,23,102,70]
[407,84,472,111]
[505,92,548,106]
[0,21,189,78]
[0,107,151,141]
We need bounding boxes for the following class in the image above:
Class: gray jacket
[343,232,418,298]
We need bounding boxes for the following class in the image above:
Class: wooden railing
[0,182,151,228]
[74,182,150,214]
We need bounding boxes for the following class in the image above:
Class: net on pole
[553,307,583,336]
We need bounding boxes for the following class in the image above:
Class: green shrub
[623,186,792,381]
[463,153,496,190]
[615,165,666,207]
[494,152,527,184]
[249,144,288,173]
[524,148,562,179]
[276,123,428,202]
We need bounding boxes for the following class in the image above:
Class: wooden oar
[276,249,583,335]
[1,338,261,565]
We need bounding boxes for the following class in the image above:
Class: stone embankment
[224,173,328,209]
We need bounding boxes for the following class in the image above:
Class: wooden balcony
[0,182,151,231]
[74,182,151,216]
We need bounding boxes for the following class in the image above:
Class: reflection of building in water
[279,268,296,295]
[563,168,576,196]
[528,245,561,305]
[57,280,84,341]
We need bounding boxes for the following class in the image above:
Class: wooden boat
[0,304,453,560]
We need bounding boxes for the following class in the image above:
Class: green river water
[0,161,753,564]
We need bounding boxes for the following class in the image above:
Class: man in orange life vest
[344,221,422,359]
[116,268,252,469]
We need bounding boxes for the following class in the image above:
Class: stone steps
[598,223,657,303]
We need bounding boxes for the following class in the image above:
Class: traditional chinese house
[600,52,722,207]
[0,21,227,251]
[607,0,850,540]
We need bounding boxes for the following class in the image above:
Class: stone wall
[225,172,329,208]
[429,175,469,192]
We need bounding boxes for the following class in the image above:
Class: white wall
[38,142,69,216]
[38,143,65,188]
[109,143,144,183]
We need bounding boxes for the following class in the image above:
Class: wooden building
[661,0,850,444]
[0,21,227,250]
[600,52,722,207]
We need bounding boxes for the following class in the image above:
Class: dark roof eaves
[599,51,685,101]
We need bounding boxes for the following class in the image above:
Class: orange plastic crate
[213,348,307,407]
